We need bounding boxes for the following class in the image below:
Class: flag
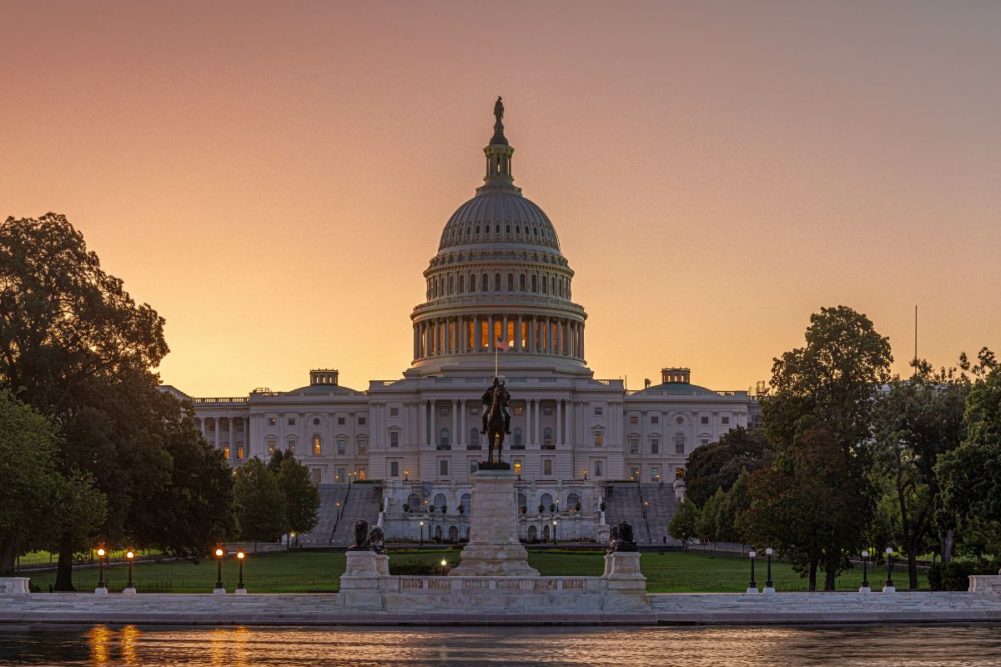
[495,337,512,350]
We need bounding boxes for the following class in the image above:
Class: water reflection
[2,624,1001,666]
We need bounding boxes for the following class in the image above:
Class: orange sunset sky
[2,1,999,397]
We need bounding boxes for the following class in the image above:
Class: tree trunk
[808,560,818,591]
[0,532,19,573]
[53,533,76,592]
[823,559,837,591]
[907,552,919,589]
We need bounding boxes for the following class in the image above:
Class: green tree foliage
[668,497,700,547]
[742,428,868,591]
[872,358,969,587]
[684,427,772,507]
[759,306,892,589]
[936,352,1001,564]
[276,455,320,538]
[695,488,731,544]
[234,458,287,545]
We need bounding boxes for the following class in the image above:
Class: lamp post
[642,499,649,519]
[860,549,871,592]
[883,547,895,593]
[235,550,247,595]
[440,558,448,575]
[123,550,137,595]
[764,548,775,593]
[419,520,424,546]
[746,550,759,593]
[404,469,409,481]
[552,519,558,545]
[95,547,108,595]
[213,547,226,595]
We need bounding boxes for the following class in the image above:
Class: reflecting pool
[2,624,1001,666]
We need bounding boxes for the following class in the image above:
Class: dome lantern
[477,96,521,196]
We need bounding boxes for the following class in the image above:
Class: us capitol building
[172,102,752,545]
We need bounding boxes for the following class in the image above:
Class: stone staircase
[298,484,350,546]
[601,482,676,546]
[329,483,382,547]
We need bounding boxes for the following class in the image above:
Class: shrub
[928,560,998,591]
[402,503,410,513]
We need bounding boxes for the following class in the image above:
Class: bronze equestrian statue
[482,377,510,466]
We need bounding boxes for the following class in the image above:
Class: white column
[565,400,573,446]
[417,401,425,447]
[452,399,458,447]
[488,314,494,347]
[515,315,522,352]
[526,399,532,447]
[556,399,562,445]
[502,314,509,345]
[534,400,541,445]
[460,399,466,446]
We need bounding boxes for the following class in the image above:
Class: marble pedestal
[449,469,539,577]
[339,550,390,610]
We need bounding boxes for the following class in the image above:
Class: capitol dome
[409,99,588,376]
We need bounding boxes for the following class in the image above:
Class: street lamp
[764,548,775,593]
[642,499,649,519]
[746,550,759,593]
[439,558,449,575]
[235,550,247,595]
[884,547,895,593]
[552,519,558,545]
[583,469,588,481]
[419,520,424,546]
[213,547,226,595]
[95,547,108,595]
[123,550,137,595]
[404,469,409,481]
[860,549,871,592]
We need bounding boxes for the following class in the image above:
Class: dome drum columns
[413,314,584,361]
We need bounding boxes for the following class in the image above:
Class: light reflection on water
[4,624,1001,666]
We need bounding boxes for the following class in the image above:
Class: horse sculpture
[485,384,507,465]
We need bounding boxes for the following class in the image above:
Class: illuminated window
[236,445,245,460]
[312,435,321,456]
[650,465,660,482]
[629,465,640,480]
[356,468,367,481]
[266,437,276,454]
[513,461,522,476]
[287,438,296,454]
[222,446,230,460]
[593,430,604,447]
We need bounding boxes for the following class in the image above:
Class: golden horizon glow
[3,2,999,397]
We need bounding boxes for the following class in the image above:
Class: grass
[25,549,928,593]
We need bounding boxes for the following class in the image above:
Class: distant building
[173,105,751,543]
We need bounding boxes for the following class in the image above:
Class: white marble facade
[170,106,751,539]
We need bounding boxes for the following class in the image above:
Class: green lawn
[25,549,926,593]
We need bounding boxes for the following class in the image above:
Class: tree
[276,455,320,539]
[760,306,892,588]
[233,458,286,546]
[742,428,868,590]
[936,352,1001,566]
[669,497,700,547]
[695,488,730,544]
[684,427,772,507]
[872,358,968,587]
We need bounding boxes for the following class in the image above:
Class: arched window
[460,493,471,512]
[507,273,514,291]
[407,493,420,510]
[312,434,322,456]
[542,276,547,294]
[482,274,488,292]
[470,273,476,292]
[520,274,526,291]
[448,526,459,543]
[531,275,538,292]
[540,493,553,511]
[439,428,450,449]
[567,492,581,511]
[336,438,347,455]
[286,438,297,454]
[593,429,604,447]
[458,275,464,293]
[266,437,277,454]
[448,275,454,294]
[433,493,447,509]
[222,445,230,460]
[674,432,686,454]
[494,273,501,291]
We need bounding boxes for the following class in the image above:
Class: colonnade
[414,397,575,449]
[414,314,584,360]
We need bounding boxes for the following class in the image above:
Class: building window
[651,416,659,424]
[494,273,501,291]
[722,416,730,425]
[594,407,603,416]
[469,460,478,473]
[630,415,638,424]
[508,274,514,291]
[313,417,320,426]
[651,438,660,455]
[439,428,450,449]
[593,430,604,447]
[236,445,245,460]
[390,407,399,417]
[469,428,481,449]
[390,461,399,478]
[267,417,276,426]
[543,427,553,448]
[337,439,346,456]
[337,417,346,425]
[236,419,245,432]
[513,461,522,476]
[481,273,488,292]
[358,416,366,426]
[543,459,553,477]
[628,436,639,455]
[312,435,322,456]
[701,416,709,425]
[520,274,526,291]
[288,416,296,426]
[512,427,523,449]
[470,274,476,291]
[674,433,686,454]
[222,446,230,460]
[439,459,449,477]
[594,460,604,478]
[390,431,399,448]
[287,438,296,454]
[531,275,538,292]
[470,406,479,415]
[356,468,367,481]
[266,437,277,454]
[357,436,368,454]
[336,467,346,482]
[701,438,709,446]
[650,465,660,482]
[629,465,640,480]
